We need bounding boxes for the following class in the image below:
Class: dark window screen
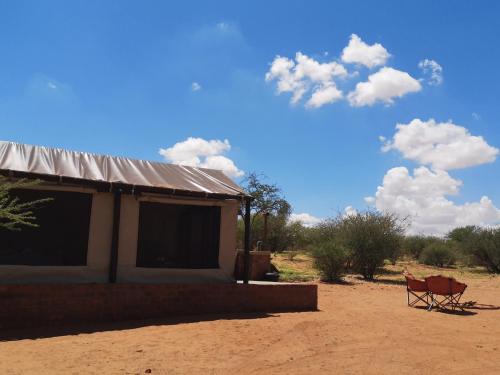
[136,202,221,268]
[0,189,93,266]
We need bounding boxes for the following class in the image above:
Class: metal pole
[262,211,269,249]
[243,197,252,284]
[108,188,122,283]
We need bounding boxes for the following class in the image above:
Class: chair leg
[408,291,430,307]
[450,293,465,311]
[428,293,434,311]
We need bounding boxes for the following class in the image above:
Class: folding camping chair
[404,272,430,308]
[425,275,468,311]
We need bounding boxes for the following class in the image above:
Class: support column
[108,188,122,283]
[243,197,252,284]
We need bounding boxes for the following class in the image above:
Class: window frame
[135,201,222,269]
[0,188,93,266]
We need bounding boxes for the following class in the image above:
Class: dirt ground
[1,271,499,374]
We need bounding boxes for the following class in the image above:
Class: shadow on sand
[413,306,477,316]
[0,312,277,342]
[413,302,500,316]
[463,303,500,311]
[349,275,406,286]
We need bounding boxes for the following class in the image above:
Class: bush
[419,242,456,267]
[336,211,405,280]
[464,228,500,273]
[312,242,349,282]
[447,226,500,273]
[402,235,440,259]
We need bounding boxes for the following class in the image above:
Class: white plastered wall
[0,184,113,284]
[116,194,239,284]
[0,185,239,284]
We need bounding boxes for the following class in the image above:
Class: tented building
[0,141,251,284]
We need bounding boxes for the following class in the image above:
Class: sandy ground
[1,275,499,375]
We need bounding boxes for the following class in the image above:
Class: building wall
[0,186,113,284]
[0,184,240,284]
[116,194,239,283]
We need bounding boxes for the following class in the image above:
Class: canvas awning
[0,141,247,199]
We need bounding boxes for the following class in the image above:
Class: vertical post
[243,197,252,284]
[109,188,122,283]
[262,211,269,248]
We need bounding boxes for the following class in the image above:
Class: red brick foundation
[0,283,317,330]
[234,250,271,280]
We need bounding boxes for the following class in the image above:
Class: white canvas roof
[0,141,246,198]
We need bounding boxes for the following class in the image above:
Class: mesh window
[0,189,93,266]
[136,202,221,268]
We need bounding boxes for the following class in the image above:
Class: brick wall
[234,250,271,280]
[0,283,317,330]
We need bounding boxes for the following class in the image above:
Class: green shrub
[465,228,500,273]
[312,242,349,282]
[402,235,440,259]
[419,242,456,267]
[447,226,500,273]
[337,211,405,280]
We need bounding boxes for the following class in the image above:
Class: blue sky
[1,1,500,234]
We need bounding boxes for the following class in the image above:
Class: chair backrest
[405,274,428,292]
[450,279,467,294]
[425,275,466,295]
[425,275,451,295]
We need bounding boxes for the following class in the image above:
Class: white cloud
[198,155,243,178]
[191,82,202,91]
[159,137,244,178]
[343,206,358,217]
[306,83,343,108]
[289,212,322,227]
[382,118,499,170]
[372,166,500,235]
[418,59,443,86]
[348,67,422,107]
[47,82,58,90]
[341,34,391,68]
[265,52,347,108]
[364,196,375,205]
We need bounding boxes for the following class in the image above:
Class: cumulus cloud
[370,166,500,235]
[341,34,390,68]
[348,67,422,107]
[266,34,431,109]
[159,137,244,178]
[382,118,499,170]
[418,59,443,86]
[343,206,358,217]
[306,83,343,108]
[364,196,375,205]
[289,212,323,227]
[265,52,347,108]
[191,82,202,91]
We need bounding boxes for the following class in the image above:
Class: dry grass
[273,251,496,283]
[272,251,319,282]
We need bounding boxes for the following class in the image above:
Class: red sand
[1,275,499,374]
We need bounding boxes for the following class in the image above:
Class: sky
[1,1,500,235]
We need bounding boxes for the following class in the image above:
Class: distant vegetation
[239,173,500,281]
